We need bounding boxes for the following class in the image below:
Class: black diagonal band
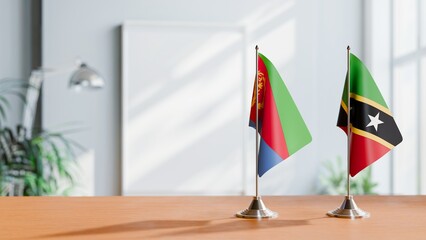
[337,98,403,146]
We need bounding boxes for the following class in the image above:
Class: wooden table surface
[1,196,425,239]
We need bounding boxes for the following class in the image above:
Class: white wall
[365,0,426,195]
[0,0,31,127]
[43,0,363,195]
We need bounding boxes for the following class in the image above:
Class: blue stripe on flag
[258,139,283,177]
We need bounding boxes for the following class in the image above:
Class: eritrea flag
[249,53,311,177]
[337,53,403,176]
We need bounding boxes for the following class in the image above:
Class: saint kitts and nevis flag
[337,53,403,176]
[249,53,312,177]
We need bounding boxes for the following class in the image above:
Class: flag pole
[236,45,277,219]
[346,45,351,198]
[326,46,369,219]
[255,45,259,198]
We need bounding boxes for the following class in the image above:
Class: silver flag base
[327,195,370,219]
[236,196,278,219]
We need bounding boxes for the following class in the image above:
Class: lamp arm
[22,64,78,136]
[21,61,103,136]
[22,71,43,137]
[34,65,77,77]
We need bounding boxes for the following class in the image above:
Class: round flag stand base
[327,195,370,219]
[236,196,278,219]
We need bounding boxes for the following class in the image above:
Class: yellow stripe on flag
[351,127,393,149]
[350,93,392,116]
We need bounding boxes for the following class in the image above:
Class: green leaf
[0,105,6,122]
[0,96,11,108]
[24,173,37,196]
[0,123,80,196]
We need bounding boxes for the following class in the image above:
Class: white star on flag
[366,112,384,131]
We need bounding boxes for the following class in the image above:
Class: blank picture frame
[121,21,248,195]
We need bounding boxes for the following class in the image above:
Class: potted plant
[318,156,378,195]
[0,78,80,196]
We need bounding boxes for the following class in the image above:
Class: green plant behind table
[0,125,83,196]
[0,78,81,196]
[319,156,378,195]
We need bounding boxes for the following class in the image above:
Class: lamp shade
[69,63,104,90]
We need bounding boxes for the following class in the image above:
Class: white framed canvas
[121,21,248,195]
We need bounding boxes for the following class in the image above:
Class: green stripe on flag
[342,54,388,108]
[259,53,312,154]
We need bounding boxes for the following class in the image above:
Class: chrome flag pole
[327,46,369,219]
[236,45,277,219]
[256,44,260,199]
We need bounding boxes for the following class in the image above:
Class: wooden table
[1,196,425,239]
